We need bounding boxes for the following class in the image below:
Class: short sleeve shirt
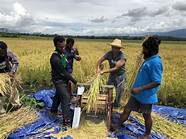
[132,55,163,104]
[64,47,79,73]
[104,50,126,76]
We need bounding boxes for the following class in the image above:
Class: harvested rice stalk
[51,114,107,139]
[0,73,22,96]
[0,107,37,139]
[122,52,143,105]
[133,112,186,139]
[85,74,104,114]
[0,74,12,96]
[0,74,22,111]
[112,87,116,103]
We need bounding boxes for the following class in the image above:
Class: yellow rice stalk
[85,74,104,113]
[0,107,38,139]
[0,73,22,96]
[51,114,107,139]
[112,87,116,103]
[133,112,186,139]
[122,52,143,105]
[0,74,12,96]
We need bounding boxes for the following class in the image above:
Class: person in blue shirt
[64,38,81,97]
[110,36,163,139]
[64,38,81,74]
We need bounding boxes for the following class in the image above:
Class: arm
[61,68,77,84]
[7,49,19,74]
[101,59,125,74]
[96,56,106,74]
[132,82,160,94]
[74,48,81,61]
[74,55,81,61]
[52,55,77,84]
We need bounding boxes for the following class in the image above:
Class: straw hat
[110,39,124,48]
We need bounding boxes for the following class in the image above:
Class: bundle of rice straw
[0,74,12,96]
[0,107,38,139]
[122,52,144,105]
[0,73,22,97]
[85,74,105,113]
[51,114,107,139]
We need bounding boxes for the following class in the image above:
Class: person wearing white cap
[96,39,126,108]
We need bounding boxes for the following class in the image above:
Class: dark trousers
[51,82,71,119]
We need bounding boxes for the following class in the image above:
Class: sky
[0,0,186,35]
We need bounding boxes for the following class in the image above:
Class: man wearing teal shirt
[111,36,163,139]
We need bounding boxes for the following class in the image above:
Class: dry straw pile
[0,73,22,97]
[0,107,37,139]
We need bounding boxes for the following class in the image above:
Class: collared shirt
[131,55,163,104]
[0,49,19,73]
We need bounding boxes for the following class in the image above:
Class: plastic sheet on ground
[8,109,73,139]
[8,89,186,139]
[8,89,73,139]
[33,90,186,126]
[33,90,186,127]
[110,113,165,139]
[33,89,55,108]
[152,105,186,127]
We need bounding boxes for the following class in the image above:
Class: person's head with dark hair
[66,38,74,49]
[53,36,65,53]
[142,36,161,59]
[0,41,8,57]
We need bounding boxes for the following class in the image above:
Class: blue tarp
[110,113,165,139]
[8,89,186,139]
[8,89,73,139]
[33,89,186,127]
[8,109,72,139]
[33,89,55,108]
[152,105,186,126]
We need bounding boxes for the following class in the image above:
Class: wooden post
[104,85,114,131]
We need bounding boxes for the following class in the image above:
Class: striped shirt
[0,49,19,73]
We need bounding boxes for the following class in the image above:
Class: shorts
[125,96,152,114]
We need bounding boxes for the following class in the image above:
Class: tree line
[1,32,186,41]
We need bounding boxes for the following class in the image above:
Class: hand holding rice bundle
[0,73,17,96]
[0,73,22,113]
[85,74,104,113]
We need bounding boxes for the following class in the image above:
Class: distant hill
[133,29,186,38]
[1,28,186,39]
[0,28,9,33]
[157,29,186,38]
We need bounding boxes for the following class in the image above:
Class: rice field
[0,37,186,139]
[1,37,185,108]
